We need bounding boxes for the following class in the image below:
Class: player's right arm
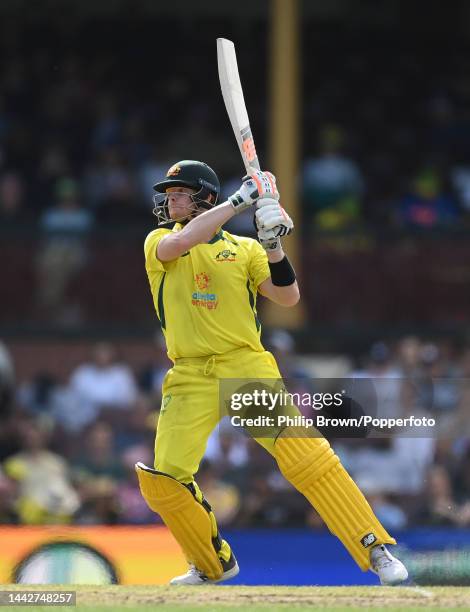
[157,172,276,262]
[157,201,237,262]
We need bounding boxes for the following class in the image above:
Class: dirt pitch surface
[1,585,470,611]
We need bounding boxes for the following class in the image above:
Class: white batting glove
[228,171,278,214]
[257,226,282,251]
[255,171,279,199]
[255,198,293,233]
[255,198,294,250]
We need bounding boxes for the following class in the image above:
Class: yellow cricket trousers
[154,346,285,482]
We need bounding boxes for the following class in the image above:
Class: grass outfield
[0,585,470,611]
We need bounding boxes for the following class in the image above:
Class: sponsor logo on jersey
[215,249,237,262]
[195,272,210,290]
[193,273,218,309]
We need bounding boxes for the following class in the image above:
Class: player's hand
[256,226,282,251]
[228,170,278,214]
[255,198,294,251]
[254,170,278,200]
[255,198,293,233]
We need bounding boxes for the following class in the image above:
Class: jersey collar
[207,229,224,244]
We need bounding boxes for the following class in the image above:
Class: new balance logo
[361,533,377,548]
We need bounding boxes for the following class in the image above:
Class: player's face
[166,187,197,220]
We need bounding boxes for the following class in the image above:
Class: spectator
[265,329,311,380]
[49,378,99,435]
[0,341,14,418]
[71,421,123,524]
[83,147,136,222]
[196,460,241,527]
[74,477,119,525]
[91,96,122,151]
[35,177,93,323]
[451,163,470,216]
[17,372,57,417]
[397,168,460,229]
[415,465,461,526]
[2,418,80,524]
[205,426,250,494]
[136,146,169,208]
[353,342,403,420]
[0,468,19,524]
[72,421,124,482]
[114,395,156,453]
[138,332,171,399]
[116,445,156,525]
[356,475,407,531]
[0,171,27,225]
[238,467,309,527]
[69,342,138,421]
[396,336,423,378]
[38,177,93,235]
[453,446,470,505]
[442,350,470,440]
[35,145,71,210]
[303,125,364,230]
[417,343,460,427]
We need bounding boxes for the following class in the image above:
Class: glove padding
[255,197,294,250]
[229,170,278,214]
[256,198,293,234]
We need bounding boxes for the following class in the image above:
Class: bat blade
[217,37,260,174]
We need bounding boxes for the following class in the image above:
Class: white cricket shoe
[170,554,239,586]
[370,544,409,585]
[170,565,209,586]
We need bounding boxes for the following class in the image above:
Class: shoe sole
[371,567,409,585]
[169,577,208,586]
[382,571,409,586]
[170,561,240,586]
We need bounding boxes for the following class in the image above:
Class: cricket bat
[217,38,261,175]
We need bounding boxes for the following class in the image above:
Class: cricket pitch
[1,585,470,611]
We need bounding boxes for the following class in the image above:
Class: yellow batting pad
[274,429,396,570]
[135,462,224,580]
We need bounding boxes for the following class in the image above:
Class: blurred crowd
[1,20,470,238]
[1,7,470,535]
[0,21,469,328]
[0,333,469,531]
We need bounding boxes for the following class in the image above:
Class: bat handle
[245,164,261,175]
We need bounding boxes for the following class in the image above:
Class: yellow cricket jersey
[144,223,271,361]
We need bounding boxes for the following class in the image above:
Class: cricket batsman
[135,160,408,586]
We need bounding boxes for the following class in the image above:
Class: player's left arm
[258,246,299,307]
[255,198,299,307]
